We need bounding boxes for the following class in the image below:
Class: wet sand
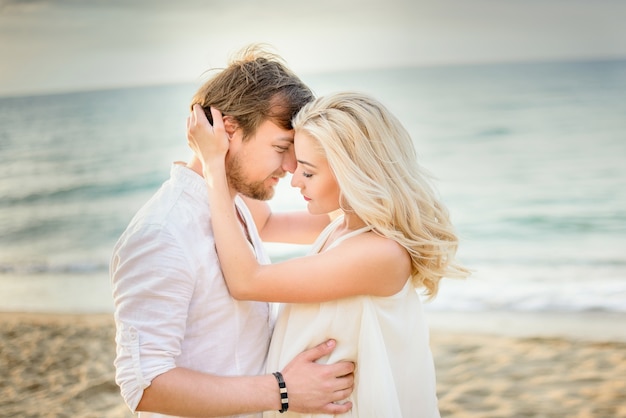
[1,312,625,417]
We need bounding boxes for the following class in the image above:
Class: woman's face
[290,131,341,215]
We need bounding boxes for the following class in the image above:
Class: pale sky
[1,0,625,97]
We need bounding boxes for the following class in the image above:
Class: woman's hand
[186,104,229,171]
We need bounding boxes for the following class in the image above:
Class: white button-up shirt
[111,163,273,418]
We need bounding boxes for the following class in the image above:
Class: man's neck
[186,155,238,200]
[186,156,205,177]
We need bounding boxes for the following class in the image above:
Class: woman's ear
[222,116,239,140]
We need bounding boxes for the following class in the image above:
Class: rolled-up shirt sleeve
[111,222,195,412]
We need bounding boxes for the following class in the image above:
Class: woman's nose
[290,170,301,188]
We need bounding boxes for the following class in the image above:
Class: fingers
[297,340,355,379]
[300,339,336,362]
[325,371,354,404]
[332,360,355,379]
[322,401,353,415]
[293,339,355,380]
[189,104,197,125]
[281,340,356,414]
[190,104,224,128]
[187,105,199,145]
[333,372,354,391]
[210,106,224,130]
[191,103,203,120]
[189,104,225,137]
[186,115,194,145]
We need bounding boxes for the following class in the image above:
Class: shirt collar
[170,162,208,196]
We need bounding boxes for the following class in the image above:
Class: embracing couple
[111,44,468,418]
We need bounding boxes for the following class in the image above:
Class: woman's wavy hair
[293,92,470,298]
[191,44,314,140]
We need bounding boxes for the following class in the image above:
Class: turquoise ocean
[1,59,625,316]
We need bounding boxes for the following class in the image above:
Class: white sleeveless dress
[264,217,441,418]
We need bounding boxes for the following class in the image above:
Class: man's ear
[222,116,239,140]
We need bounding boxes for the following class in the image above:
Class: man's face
[226,119,297,200]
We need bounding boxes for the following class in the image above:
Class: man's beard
[227,153,277,201]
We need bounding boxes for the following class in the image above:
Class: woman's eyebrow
[296,159,317,168]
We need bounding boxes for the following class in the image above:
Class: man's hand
[281,340,355,414]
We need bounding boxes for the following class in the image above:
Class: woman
[187,92,469,417]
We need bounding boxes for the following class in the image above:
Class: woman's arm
[241,196,335,244]
[187,106,409,303]
[226,233,410,302]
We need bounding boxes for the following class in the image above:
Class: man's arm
[112,223,354,416]
[137,339,354,416]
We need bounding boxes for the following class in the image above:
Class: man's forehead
[269,126,295,143]
[276,135,295,143]
[254,119,294,141]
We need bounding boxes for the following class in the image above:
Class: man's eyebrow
[297,159,317,168]
[277,136,294,144]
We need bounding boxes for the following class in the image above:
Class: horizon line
[1,55,625,100]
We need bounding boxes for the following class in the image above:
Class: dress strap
[309,216,374,253]
[310,216,343,253]
[326,224,373,250]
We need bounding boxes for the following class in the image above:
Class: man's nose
[282,148,297,173]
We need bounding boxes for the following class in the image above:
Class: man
[111,45,354,417]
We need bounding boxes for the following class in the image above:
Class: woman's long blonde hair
[293,92,469,298]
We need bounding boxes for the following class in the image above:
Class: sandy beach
[1,312,625,418]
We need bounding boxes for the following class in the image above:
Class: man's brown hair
[190,44,314,140]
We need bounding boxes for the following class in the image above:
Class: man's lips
[269,173,285,183]
[268,174,284,184]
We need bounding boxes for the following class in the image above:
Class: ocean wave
[504,214,626,234]
[0,175,163,208]
[0,261,108,275]
[425,281,626,314]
